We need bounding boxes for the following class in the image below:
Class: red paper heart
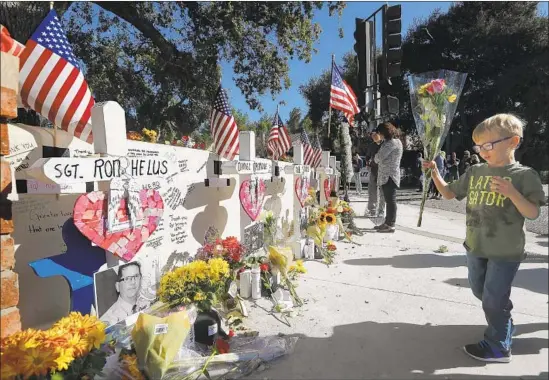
[73,190,164,261]
[239,179,266,221]
[295,177,309,208]
[323,178,331,200]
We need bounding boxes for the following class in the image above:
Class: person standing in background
[373,122,404,233]
[366,134,385,217]
[460,150,472,175]
[446,152,460,182]
[352,152,364,195]
[471,154,481,165]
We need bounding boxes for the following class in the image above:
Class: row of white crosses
[25,101,339,262]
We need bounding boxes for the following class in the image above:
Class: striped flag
[267,115,280,159]
[311,133,323,168]
[300,129,314,166]
[19,10,94,143]
[330,61,359,125]
[276,114,291,158]
[1,25,25,57]
[210,86,239,160]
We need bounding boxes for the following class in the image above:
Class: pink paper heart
[323,178,331,200]
[295,177,309,208]
[73,190,164,261]
[239,179,266,221]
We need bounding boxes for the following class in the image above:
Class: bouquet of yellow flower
[142,128,158,143]
[0,312,107,380]
[268,246,303,306]
[305,207,340,265]
[409,70,467,227]
[158,258,230,312]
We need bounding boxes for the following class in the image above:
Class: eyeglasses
[119,274,141,283]
[472,136,521,154]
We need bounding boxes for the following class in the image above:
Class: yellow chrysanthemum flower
[54,347,75,372]
[85,325,106,351]
[448,94,457,103]
[20,347,57,378]
[194,292,206,301]
[207,257,230,282]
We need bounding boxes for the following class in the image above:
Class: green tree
[233,109,253,131]
[0,1,345,135]
[286,107,302,133]
[394,1,548,169]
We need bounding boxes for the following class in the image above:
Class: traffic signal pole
[354,4,402,127]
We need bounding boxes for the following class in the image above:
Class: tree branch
[94,2,191,63]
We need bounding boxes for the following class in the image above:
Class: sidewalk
[243,201,548,379]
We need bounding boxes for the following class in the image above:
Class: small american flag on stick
[301,129,314,166]
[19,10,95,143]
[276,113,291,158]
[330,61,359,125]
[210,86,239,160]
[311,133,323,168]
[267,115,280,159]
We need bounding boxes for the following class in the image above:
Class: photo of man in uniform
[96,262,146,326]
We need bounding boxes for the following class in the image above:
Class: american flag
[300,129,314,166]
[311,133,323,168]
[210,86,239,160]
[1,25,25,57]
[276,114,291,158]
[19,10,94,143]
[267,114,280,159]
[330,61,359,125]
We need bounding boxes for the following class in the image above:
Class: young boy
[423,114,545,363]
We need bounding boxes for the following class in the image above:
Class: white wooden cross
[316,151,334,205]
[27,103,178,187]
[218,131,272,176]
[25,102,178,266]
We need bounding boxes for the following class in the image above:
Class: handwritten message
[168,215,188,245]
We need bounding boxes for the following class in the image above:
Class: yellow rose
[448,94,457,103]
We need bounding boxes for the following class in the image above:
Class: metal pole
[327,54,334,137]
[364,5,385,22]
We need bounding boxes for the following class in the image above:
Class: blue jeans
[466,253,521,352]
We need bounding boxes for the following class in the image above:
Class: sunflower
[325,213,336,225]
[319,212,327,223]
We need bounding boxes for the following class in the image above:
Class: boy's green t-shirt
[448,162,545,261]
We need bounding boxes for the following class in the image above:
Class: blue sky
[220,1,453,123]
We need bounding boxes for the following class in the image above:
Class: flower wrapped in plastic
[409,70,467,226]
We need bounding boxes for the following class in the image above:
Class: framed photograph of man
[94,260,156,327]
